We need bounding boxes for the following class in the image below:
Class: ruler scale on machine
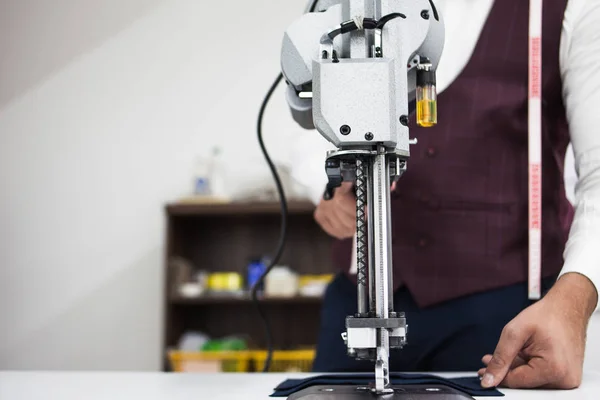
[367,161,376,313]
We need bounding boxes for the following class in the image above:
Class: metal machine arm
[281,0,444,395]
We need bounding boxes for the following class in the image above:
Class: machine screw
[365,132,374,141]
[421,10,430,20]
[340,125,351,135]
[332,50,340,64]
[399,115,409,126]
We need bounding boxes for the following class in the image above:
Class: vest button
[418,238,428,248]
[426,147,437,157]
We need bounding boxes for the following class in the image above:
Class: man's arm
[556,0,600,310]
[480,0,600,389]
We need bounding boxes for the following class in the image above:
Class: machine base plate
[287,384,475,400]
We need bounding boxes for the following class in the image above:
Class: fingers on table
[481,323,534,388]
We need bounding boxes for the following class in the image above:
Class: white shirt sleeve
[288,131,334,205]
[558,0,600,309]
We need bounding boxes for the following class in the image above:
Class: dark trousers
[313,273,555,372]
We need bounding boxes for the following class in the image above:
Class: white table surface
[0,372,599,400]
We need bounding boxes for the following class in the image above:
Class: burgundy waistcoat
[333,0,573,307]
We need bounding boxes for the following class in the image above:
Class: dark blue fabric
[313,274,556,373]
[271,373,503,397]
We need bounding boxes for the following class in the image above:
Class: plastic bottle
[209,147,226,198]
[193,147,226,197]
[193,156,211,196]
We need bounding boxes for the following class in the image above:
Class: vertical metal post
[373,0,382,19]
[387,156,395,313]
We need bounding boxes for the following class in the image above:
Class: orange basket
[169,350,252,372]
[168,350,315,373]
[253,350,315,372]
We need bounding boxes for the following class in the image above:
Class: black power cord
[253,73,287,373]
[253,0,319,374]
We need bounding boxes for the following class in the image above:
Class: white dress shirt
[289,0,600,308]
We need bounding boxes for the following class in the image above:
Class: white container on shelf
[264,266,299,298]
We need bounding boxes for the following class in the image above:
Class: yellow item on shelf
[298,274,334,297]
[253,350,315,373]
[207,272,243,292]
[298,274,334,287]
[168,350,315,373]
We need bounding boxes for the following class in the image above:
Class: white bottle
[193,155,211,196]
[209,147,227,198]
[192,147,227,198]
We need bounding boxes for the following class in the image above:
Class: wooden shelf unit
[162,201,334,370]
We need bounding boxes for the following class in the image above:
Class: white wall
[0,0,598,372]
[0,0,314,370]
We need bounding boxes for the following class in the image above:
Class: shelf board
[170,294,323,305]
[166,201,315,216]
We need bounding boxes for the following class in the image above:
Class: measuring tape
[528,0,543,300]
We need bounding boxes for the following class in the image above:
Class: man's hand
[314,182,356,239]
[479,273,598,389]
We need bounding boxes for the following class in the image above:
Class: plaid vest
[333,0,572,307]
